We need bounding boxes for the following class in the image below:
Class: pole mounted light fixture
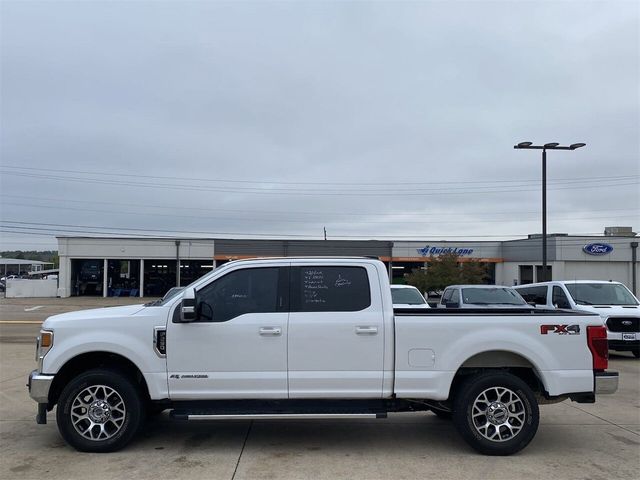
[513,141,586,282]
[514,142,586,151]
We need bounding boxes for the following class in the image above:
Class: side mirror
[179,288,197,322]
[445,301,459,308]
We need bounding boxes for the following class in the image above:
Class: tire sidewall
[56,369,143,453]
[453,372,539,456]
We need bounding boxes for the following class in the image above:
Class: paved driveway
[1,339,638,480]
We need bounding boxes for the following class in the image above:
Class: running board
[171,412,387,421]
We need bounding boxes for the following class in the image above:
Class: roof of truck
[514,280,624,288]
[228,256,381,263]
[444,285,518,289]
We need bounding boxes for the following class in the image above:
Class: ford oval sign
[583,243,614,256]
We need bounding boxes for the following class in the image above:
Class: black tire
[432,409,453,420]
[56,369,145,452]
[452,371,539,456]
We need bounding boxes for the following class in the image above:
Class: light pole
[513,142,586,282]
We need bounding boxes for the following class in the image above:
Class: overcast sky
[1,0,638,251]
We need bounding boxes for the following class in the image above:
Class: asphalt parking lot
[1,298,639,479]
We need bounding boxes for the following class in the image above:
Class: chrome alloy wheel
[471,386,526,442]
[70,385,126,441]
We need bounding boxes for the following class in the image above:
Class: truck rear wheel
[56,369,144,452]
[452,371,539,456]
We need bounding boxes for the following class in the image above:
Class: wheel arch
[448,350,547,400]
[48,351,150,409]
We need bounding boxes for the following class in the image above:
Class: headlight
[35,330,54,368]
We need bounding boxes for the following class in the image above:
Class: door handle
[259,327,282,336]
[355,326,378,335]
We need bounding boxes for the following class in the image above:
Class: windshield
[145,264,223,306]
[566,283,639,306]
[162,287,185,302]
[146,288,183,306]
[461,287,527,305]
[391,287,426,305]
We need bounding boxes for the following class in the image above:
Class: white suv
[390,285,430,308]
[515,281,640,358]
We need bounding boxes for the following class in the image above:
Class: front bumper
[27,370,54,404]
[608,339,640,352]
[595,371,619,394]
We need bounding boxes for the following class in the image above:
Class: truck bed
[392,307,603,401]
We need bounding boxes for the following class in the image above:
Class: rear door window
[552,286,571,309]
[441,289,452,304]
[517,286,548,305]
[291,266,371,312]
[450,289,459,305]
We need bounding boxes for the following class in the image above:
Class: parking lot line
[0,321,43,324]
[23,306,44,312]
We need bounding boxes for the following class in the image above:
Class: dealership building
[56,226,639,298]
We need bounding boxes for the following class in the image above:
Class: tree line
[0,250,59,267]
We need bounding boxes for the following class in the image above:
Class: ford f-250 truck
[28,258,619,455]
[514,280,640,358]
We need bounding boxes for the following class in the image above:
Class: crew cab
[514,281,640,358]
[28,258,618,455]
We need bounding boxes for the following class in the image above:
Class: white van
[514,281,640,358]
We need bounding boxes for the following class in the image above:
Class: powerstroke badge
[540,325,580,335]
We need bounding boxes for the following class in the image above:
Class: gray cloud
[1,0,638,250]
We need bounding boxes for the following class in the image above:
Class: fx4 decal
[169,374,209,379]
[540,324,580,335]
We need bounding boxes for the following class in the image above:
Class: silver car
[438,285,532,309]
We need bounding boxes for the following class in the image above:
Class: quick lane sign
[417,246,474,257]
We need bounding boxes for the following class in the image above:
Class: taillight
[587,326,608,371]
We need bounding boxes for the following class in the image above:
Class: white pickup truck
[28,258,618,455]
[514,281,640,358]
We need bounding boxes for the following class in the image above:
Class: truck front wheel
[56,369,144,452]
[452,371,539,456]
